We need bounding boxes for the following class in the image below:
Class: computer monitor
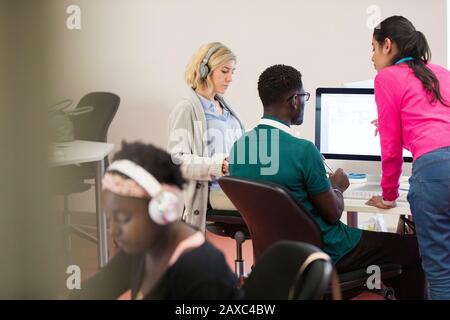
[315,88,413,162]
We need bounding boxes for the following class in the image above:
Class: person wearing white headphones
[70,142,238,300]
[168,42,244,231]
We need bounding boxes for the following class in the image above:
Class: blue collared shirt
[197,93,243,189]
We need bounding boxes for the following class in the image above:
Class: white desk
[51,140,114,268]
[344,175,411,228]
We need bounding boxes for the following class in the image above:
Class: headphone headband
[202,44,222,64]
[107,160,161,197]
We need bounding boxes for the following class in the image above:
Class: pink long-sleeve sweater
[375,63,450,201]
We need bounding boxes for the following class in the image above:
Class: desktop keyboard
[344,189,408,202]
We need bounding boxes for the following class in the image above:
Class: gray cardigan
[168,88,244,231]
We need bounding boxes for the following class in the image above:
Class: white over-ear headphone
[106,159,181,225]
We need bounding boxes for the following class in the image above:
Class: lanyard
[395,57,414,65]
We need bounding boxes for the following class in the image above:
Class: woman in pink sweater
[369,16,450,300]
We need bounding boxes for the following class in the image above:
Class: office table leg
[396,214,415,234]
[95,159,108,268]
[347,211,358,228]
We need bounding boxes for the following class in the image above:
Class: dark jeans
[335,230,426,300]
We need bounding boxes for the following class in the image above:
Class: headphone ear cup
[148,192,180,225]
[200,63,209,79]
[148,199,162,225]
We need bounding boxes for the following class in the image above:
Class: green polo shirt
[229,116,362,263]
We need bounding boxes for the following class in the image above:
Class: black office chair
[72,92,120,176]
[51,92,120,250]
[206,209,250,281]
[241,241,335,300]
[219,176,401,299]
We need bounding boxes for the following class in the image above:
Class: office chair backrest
[218,176,323,261]
[73,92,120,142]
[242,241,332,300]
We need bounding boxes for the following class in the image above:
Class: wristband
[333,188,343,197]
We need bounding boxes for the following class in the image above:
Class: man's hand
[366,195,396,209]
[222,159,229,175]
[329,168,350,192]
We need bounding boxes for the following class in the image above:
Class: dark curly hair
[112,141,185,188]
[257,64,303,106]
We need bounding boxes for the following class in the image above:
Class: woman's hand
[371,119,379,136]
[222,159,229,175]
[366,195,396,209]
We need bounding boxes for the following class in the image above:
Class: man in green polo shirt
[228,64,425,300]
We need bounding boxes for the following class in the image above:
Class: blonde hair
[184,42,236,91]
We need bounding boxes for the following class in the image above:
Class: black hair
[257,64,303,106]
[112,141,185,188]
[374,15,450,107]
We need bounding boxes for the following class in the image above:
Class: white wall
[48,0,447,212]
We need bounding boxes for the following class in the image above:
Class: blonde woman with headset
[168,42,244,231]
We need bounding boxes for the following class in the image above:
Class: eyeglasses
[286,92,310,102]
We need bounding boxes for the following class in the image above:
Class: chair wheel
[370,287,395,300]
[382,287,395,300]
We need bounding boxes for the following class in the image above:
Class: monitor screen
[315,88,413,162]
